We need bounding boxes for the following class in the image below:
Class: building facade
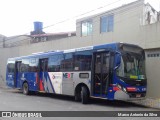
[0,0,160,98]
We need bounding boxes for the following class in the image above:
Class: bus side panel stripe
[39,79,44,91]
[46,73,55,93]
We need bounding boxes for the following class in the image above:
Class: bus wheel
[23,82,29,95]
[81,86,89,104]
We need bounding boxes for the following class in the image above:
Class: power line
[4,12,142,47]
[3,8,142,47]
[3,0,123,43]
[2,0,143,46]
[43,0,123,29]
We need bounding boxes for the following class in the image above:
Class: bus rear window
[7,63,15,73]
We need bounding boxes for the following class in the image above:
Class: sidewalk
[131,98,160,109]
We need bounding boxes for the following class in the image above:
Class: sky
[0,0,159,37]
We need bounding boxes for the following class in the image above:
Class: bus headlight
[123,87,127,92]
[117,84,122,89]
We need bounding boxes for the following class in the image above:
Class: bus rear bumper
[114,90,145,101]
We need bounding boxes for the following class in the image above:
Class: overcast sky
[0,0,159,37]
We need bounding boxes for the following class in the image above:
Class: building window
[147,54,151,57]
[81,20,93,36]
[147,53,160,58]
[100,15,114,33]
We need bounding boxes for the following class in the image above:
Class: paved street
[0,87,159,120]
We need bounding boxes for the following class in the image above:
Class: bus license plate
[136,94,141,98]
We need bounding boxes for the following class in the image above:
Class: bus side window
[61,53,73,71]
[74,51,92,71]
[29,58,38,72]
[21,59,29,72]
[48,54,64,72]
[20,64,25,72]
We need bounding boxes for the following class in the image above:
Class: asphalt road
[0,87,159,120]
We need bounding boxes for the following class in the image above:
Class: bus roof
[7,42,142,61]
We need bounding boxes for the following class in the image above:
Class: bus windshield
[117,52,146,80]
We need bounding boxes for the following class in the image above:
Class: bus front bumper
[114,90,146,101]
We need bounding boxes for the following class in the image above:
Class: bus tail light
[113,87,120,91]
[110,84,120,91]
[126,87,137,92]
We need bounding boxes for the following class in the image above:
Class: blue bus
[6,42,146,104]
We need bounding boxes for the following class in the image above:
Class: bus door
[38,58,48,91]
[15,61,22,88]
[92,52,110,97]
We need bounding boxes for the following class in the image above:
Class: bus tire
[22,82,29,95]
[81,86,89,104]
[75,93,81,101]
[75,86,81,101]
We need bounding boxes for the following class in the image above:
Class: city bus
[6,42,147,104]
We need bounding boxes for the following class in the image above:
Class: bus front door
[38,58,48,92]
[92,52,110,97]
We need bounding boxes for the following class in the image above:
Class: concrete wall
[1,0,160,98]
[145,49,160,98]
[4,35,31,47]
[76,0,145,47]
